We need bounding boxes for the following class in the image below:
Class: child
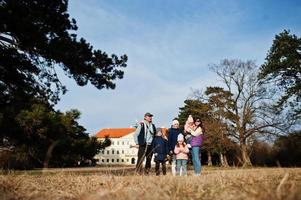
[184,115,195,148]
[174,134,189,176]
[152,128,169,176]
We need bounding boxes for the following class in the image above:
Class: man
[134,112,156,175]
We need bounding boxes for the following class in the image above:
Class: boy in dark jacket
[152,128,169,176]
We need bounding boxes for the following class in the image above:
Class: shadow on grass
[1,166,137,176]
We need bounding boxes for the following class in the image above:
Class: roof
[95,128,136,138]
[95,127,169,138]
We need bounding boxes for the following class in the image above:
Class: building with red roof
[94,127,168,165]
[95,128,138,165]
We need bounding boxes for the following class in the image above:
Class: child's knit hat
[177,134,184,141]
[187,115,194,123]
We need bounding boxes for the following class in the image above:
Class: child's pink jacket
[174,145,189,160]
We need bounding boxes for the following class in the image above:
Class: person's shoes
[135,168,143,175]
[135,171,142,175]
[144,169,150,175]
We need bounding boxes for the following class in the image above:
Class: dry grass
[1,167,301,200]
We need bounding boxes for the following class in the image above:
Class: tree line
[177,30,301,167]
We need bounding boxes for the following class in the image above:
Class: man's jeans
[136,144,153,174]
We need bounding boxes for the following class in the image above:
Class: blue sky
[55,0,301,134]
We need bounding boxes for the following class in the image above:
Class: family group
[133,112,205,176]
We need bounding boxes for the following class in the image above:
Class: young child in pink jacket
[174,134,190,176]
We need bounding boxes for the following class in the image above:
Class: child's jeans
[155,161,166,176]
[176,159,187,176]
[172,154,184,176]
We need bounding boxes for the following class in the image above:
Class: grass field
[1,167,301,200]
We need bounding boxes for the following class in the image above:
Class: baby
[184,115,195,148]
[184,115,195,133]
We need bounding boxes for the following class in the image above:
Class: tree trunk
[219,153,229,167]
[223,154,229,167]
[241,143,252,167]
[43,140,59,169]
[220,152,225,166]
[207,151,212,166]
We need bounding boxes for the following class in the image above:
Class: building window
[117,159,119,162]
[122,141,124,145]
[102,150,104,154]
[122,159,124,162]
[117,150,119,154]
[107,159,109,162]
[102,159,104,162]
[112,159,114,163]
[107,150,109,154]
[112,141,114,145]
[112,150,114,154]
[126,159,129,162]
[117,141,119,145]
[122,150,124,154]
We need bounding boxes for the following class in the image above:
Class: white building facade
[95,128,138,165]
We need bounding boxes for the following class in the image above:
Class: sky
[55,0,301,135]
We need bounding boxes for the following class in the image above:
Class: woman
[168,119,181,176]
[190,118,204,175]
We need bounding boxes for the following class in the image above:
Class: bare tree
[209,59,284,166]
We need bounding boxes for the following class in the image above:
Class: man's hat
[144,112,153,117]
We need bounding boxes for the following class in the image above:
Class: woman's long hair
[195,119,206,134]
